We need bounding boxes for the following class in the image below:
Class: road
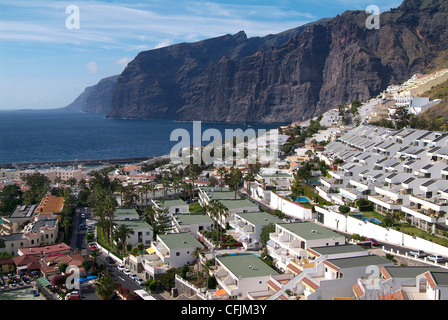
[70,206,92,252]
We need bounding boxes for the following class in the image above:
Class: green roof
[235,212,282,226]
[114,208,139,217]
[217,254,278,279]
[383,266,446,279]
[278,222,341,240]
[430,272,448,286]
[174,214,213,226]
[154,199,188,208]
[158,233,203,250]
[207,190,240,200]
[217,199,259,210]
[115,219,153,230]
[309,244,367,255]
[327,255,392,269]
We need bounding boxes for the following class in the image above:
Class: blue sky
[0,0,402,110]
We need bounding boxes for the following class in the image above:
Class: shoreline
[0,154,171,170]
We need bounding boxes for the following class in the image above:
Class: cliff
[63,75,119,114]
[92,0,448,123]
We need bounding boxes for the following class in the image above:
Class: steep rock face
[106,20,331,120]
[107,0,448,123]
[63,75,119,114]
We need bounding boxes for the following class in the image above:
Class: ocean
[0,110,281,165]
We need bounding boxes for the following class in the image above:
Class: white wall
[270,192,313,219]
[315,206,448,256]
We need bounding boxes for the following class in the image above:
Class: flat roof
[114,208,139,217]
[206,190,240,200]
[174,214,213,225]
[154,199,188,207]
[327,255,392,269]
[382,266,445,279]
[217,254,278,279]
[309,244,367,256]
[158,233,203,250]
[218,199,259,210]
[115,219,153,230]
[278,222,342,240]
[235,212,283,226]
[430,272,448,286]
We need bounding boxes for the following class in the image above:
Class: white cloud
[86,61,98,74]
[115,57,130,68]
[154,39,172,49]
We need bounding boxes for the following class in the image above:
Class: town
[1,68,448,301]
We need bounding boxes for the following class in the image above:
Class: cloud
[155,39,172,49]
[86,61,98,74]
[115,57,130,68]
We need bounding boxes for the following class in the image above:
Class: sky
[0,0,403,110]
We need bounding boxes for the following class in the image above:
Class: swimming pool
[0,288,45,300]
[296,196,309,203]
[359,217,382,225]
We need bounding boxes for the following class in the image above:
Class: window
[176,252,180,256]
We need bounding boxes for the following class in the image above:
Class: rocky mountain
[86,0,448,123]
[63,75,119,114]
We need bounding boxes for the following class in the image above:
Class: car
[123,269,132,275]
[117,264,125,271]
[65,291,81,300]
[80,213,86,219]
[427,254,444,263]
[409,250,427,258]
[135,277,145,286]
[129,273,138,280]
[366,238,379,246]
[105,257,115,264]
[78,224,87,230]
[89,244,98,251]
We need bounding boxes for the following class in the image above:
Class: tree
[191,247,203,277]
[0,184,22,213]
[22,172,50,204]
[217,167,227,191]
[260,223,276,245]
[153,201,173,235]
[113,224,135,257]
[95,275,116,300]
[227,167,242,199]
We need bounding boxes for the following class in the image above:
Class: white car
[117,265,125,271]
[428,254,444,263]
[123,269,132,275]
[129,273,138,280]
[135,278,145,286]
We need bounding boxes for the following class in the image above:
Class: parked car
[89,244,98,251]
[65,291,81,300]
[80,213,86,219]
[117,264,125,271]
[427,254,444,263]
[105,257,115,264]
[409,250,427,258]
[129,273,138,280]
[135,277,145,286]
[78,224,87,230]
[123,269,132,275]
[366,238,379,246]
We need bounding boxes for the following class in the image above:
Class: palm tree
[95,275,116,300]
[215,201,229,242]
[104,194,117,245]
[191,247,203,278]
[205,200,220,238]
[113,224,135,257]
[217,167,227,191]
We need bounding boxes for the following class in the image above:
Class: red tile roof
[302,277,319,291]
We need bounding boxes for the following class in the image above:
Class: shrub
[338,205,350,214]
